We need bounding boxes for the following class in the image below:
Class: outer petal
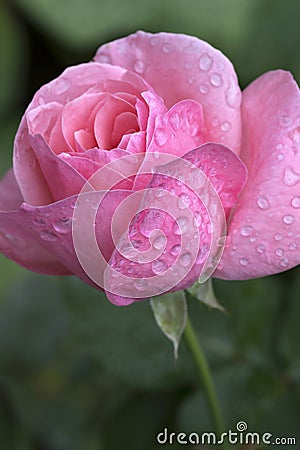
[105,143,247,305]
[0,171,69,275]
[215,71,300,279]
[95,31,242,154]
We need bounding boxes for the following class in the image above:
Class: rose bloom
[0,31,299,305]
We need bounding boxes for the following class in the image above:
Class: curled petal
[95,31,242,154]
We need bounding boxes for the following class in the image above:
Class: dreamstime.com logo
[72,151,227,298]
[156,421,297,446]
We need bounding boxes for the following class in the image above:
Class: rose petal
[105,143,247,305]
[0,170,23,211]
[215,70,300,279]
[0,173,69,275]
[95,31,242,154]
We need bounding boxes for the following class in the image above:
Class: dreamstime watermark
[156,421,297,446]
[72,151,227,298]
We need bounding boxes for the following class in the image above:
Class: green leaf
[187,278,225,312]
[150,291,187,359]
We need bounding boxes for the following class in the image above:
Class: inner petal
[94,95,137,149]
[111,112,139,148]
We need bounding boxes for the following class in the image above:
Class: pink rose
[0,31,299,306]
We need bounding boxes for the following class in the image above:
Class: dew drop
[220,121,231,132]
[178,193,190,209]
[134,60,145,74]
[249,237,257,243]
[40,230,57,241]
[199,53,213,71]
[170,244,181,256]
[257,196,270,210]
[239,257,249,266]
[53,217,72,234]
[225,82,242,108]
[134,279,148,291]
[283,166,300,186]
[33,218,46,226]
[150,37,159,47]
[275,248,284,257]
[210,73,223,87]
[283,214,295,225]
[279,115,293,128]
[199,84,209,94]
[291,196,300,208]
[185,61,193,70]
[162,43,173,54]
[179,252,192,267]
[280,257,290,268]
[152,259,167,274]
[274,233,283,241]
[154,128,167,146]
[277,153,284,162]
[153,234,166,250]
[256,244,266,253]
[193,211,202,226]
[240,225,253,236]
[276,143,284,150]
[289,242,297,250]
[173,216,188,235]
[187,75,194,84]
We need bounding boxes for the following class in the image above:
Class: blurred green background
[0,0,300,449]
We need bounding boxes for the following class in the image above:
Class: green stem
[183,315,228,448]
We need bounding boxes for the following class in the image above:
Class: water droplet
[162,43,173,54]
[276,143,284,150]
[178,193,190,209]
[220,121,231,132]
[154,128,167,146]
[274,233,283,241]
[279,115,293,128]
[185,61,193,70]
[225,81,242,108]
[173,216,188,235]
[240,225,253,236]
[199,53,213,71]
[153,234,166,250]
[33,218,46,226]
[170,244,181,256]
[283,214,295,225]
[210,73,223,87]
[193,211,202,226]
[256,244,266,253]
[289,242,297,250]
[275,248,284,257]
[134,60,145,74]
[187,75,194,84]
[277,153,284,162]
[53,217,72,234]
[150,37,159,47]
[134,279,148,291]
[280,257,290,268]
[249,237,257,243]
[291,196,300,208]
[257,196,270,210]
[199,84,209,94]
[40,230,57,241]
[239,257,249,266]
[283,166,300,186]
[152,259,167,274]
[179,253,192,267]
